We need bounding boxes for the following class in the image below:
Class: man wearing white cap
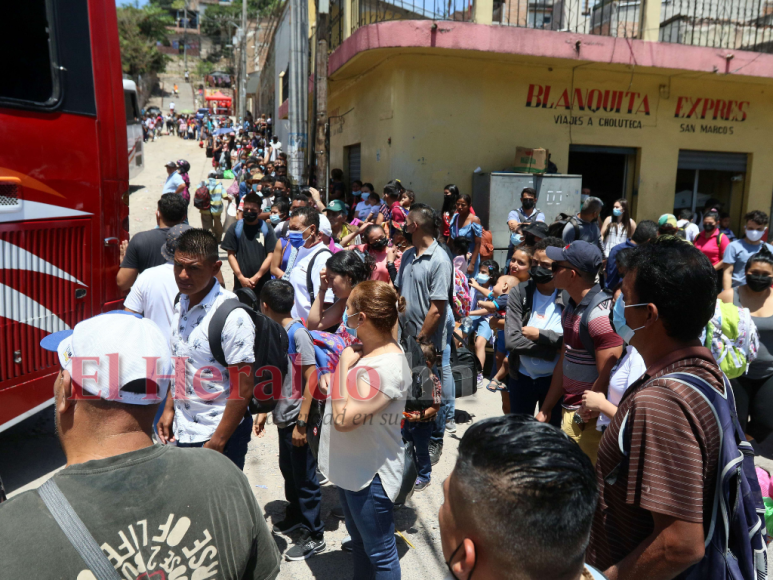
[0,311,280,579]
[158,228,257,470]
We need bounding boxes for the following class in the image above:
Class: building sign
[673,96,749,122]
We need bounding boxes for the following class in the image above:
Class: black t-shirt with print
[0,445,281,579]
[221,220,277,293]
[120,228,169,273]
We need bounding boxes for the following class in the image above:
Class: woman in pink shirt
[693,209,730,290]
[354,224,392,283]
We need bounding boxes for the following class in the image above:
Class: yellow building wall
[329,52,773,224]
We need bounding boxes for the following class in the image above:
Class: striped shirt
[561,287,623,409]
[586,348,723,575]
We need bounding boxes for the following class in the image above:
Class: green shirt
[0,445,280,579]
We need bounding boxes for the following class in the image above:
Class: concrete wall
[272,6,292,147]
[329,50,773,225]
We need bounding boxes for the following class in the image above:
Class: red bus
[0,0,129,431]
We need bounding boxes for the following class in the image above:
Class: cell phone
[572,412,585,425]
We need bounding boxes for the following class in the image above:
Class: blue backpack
[234,218,272,247]
[610,372,768,580]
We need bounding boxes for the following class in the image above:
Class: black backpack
[548,213,581,240]
[399,321,437,413]
[578,286,615,359]
[450,331,480,398]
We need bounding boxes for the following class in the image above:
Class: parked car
[146,105,161,116]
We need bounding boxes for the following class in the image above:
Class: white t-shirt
[318,352,411,502]
[123,263,178,343]
[169,102,175,110]
[596,345,646,430]
[287,243,336,321]
[677,219,700,243]
[354,200,373,221]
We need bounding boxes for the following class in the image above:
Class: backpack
[607,371,768,580]
[480,229,494,261]
[399,320,436,413]
[304,249,332,305]
[701,300,759,380]
[233,219,272,250]
[451,267,471,319]
[450,331,480,398]
[193,183,211,211]
[548,213,581,240]
[578,286,615,359]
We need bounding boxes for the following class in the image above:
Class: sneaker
[316,469,329,486]
[414,477,431,492]
[429,441,443,466]
[272,518,303,536]
[285,530,326,561]
[476,372,483,385]
[331,506,345,520]
[341,535,353,552]
[445,419,457,434]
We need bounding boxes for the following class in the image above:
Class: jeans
[432,308,456,445]
[508,372,562,427]
[339,475,401,580]
[277,424,323,535]
[177,414,253,470]
[402,421,433,481]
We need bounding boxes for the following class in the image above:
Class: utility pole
[315,0,329,198]
[239,0,248,121]
[288,0,309,184]
[183,3,187,72]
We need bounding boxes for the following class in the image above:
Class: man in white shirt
[169,101,175,113]
[163,160,186,195]
[677,208,700,243]
[269,136,282,162]
[439,415,606,580]
[157,229,257,470]
[124,224,190,342]
[283,207,335,321]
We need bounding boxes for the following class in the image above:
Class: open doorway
[567,145,636,220]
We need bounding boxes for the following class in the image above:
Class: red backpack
[480,229,494,261]
[193,184,211,211]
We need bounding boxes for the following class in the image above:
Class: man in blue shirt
[722,210,773,290]
[506,187,545,265]
[605,220,657,293]
[162,160,186,195]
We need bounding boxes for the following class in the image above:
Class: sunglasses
[550,262,580,274]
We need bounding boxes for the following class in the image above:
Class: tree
[117,5,174,77]
[200,0,281,41]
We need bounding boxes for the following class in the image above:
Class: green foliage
[200,0,282,41]
[195,60,214,77]
[117,5,174,77]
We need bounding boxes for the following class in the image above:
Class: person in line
[719,212,737,241]
[605,220,658,296]
[318,281,410,580]
[720,246,773,458]
[694,209,730,292]
[600,198,636,258]
[0,312,281,578]
[352,224,391,283]
[284,207,336,322]
[537,241,623,465]
[587,237,729,579]
[721,210,773,290]
[439,415,605,580]
[157,229,256,469]
[506,187,545,265]
[117,193,187,291]
[466,260,500,387]
[124,224,190,342]
[521,221,549,249]
[449,194,482,276]
[270,197,291,233]
[386,185,407,235]
[440,184,462,242]
[562,196,605,254]
[270,198,307,279]
[202,171,227,243]
[324,199,357,244]
[676,208,700,242]
[505,237,566,426]
[221,192,277,292]
[395,204,453,465]
[255,280,325,560]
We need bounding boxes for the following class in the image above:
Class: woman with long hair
[600,198,636,258]
[318,281,410,579]
[449,194,482,276]
[440,184,460,241]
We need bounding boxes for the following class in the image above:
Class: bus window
[0,0,57,105]
[124,90,140,125]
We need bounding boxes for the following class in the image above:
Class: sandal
[491,380,508,391]
[482,378,496,392]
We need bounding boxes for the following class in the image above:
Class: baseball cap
[40,312,172,405]
[165,160,178,168]
[325,199,346,213]
[545,240,603,273]
[318,213,333,238]
[161,223,191,262]
[658,214,678,228]
[523,221,549,239]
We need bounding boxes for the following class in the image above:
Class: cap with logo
[658,214,678,228]
[40,312,173,405]
[545,240,603,274]
[325,199,346,213]
[161,223,191,263]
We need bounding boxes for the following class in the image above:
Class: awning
[205,91,232,102]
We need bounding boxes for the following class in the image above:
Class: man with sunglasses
[536,241,623,465]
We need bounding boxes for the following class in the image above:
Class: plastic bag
[223,169,234,180]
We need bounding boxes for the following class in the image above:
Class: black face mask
[243,211,258,222]
[369,238,388,251]
[530,266,553,284]
[746,274,773,293]
[522,199,535,210]
[704,223,716,232]
[401,224,413,246]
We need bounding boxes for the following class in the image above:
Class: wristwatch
[296,419,307,428]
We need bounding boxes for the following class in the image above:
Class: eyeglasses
[551,263,580,274]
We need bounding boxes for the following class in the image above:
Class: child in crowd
[402,341,442,492]
[719,212,737,242]
[466,259,501,387]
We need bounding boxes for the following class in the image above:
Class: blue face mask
[270,214,281,225]
[353,191,362,197]
[252,184,259,192]
[342,310,360,338]
[510,232,522,246]
[612,296,649,343]
[475,273,490,285]
[613,208,623,217]
[288,226,309,249]
[360,192,370,202]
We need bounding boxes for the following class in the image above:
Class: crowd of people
[1,120,771,580]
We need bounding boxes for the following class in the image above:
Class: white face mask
[746,228,766,242]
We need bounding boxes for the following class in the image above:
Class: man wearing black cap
[536,241,623,465]
[522,221,549,248]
